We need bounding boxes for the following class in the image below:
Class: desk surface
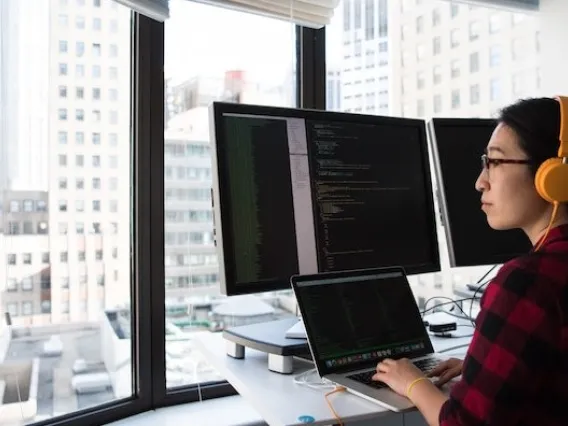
[194,331,471,426]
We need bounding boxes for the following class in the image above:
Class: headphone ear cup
[535,158,568,203]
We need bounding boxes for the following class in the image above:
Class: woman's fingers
[435,368,460,386]
[427,361,449,377]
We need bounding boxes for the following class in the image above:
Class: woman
[372,97,568,425]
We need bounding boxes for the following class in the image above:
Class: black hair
[497,97,561,175]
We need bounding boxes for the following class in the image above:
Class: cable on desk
[293,370,346,425]
[293,368,336,390]
[421,296,476,327]
[422,266,497,317]
[466,266,498,319]
[324,386,346,426]
[438,308,473,322]
[475,265,498,286]
[422,276,494,328]
[438,343,471,354]
[421,296,479,315]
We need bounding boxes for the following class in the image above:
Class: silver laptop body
[291,266,447,412]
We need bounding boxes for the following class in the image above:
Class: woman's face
[475,123,550,234]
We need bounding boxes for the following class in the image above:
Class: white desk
[194,332,471,426]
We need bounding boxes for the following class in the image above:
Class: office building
[326,68,342,111]
[335,1,541,118]
[47,0,132,323]
[389,2,541,118]
[340,0,390,115]
[337,1,540,119]
[163,72,296,306]
[164,107,218,305]
[0,192,50,324]
[0,0,131,326]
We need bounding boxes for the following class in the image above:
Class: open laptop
[290,266,447,412]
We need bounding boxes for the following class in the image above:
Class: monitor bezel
[427,117,530,267]
[210,102,441,296]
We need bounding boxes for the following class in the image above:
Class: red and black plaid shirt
[439,223,568,426]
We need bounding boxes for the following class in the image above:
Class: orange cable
[535,202,559,252]
[324,386,346,426]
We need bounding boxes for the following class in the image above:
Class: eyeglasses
[480,154,532,177]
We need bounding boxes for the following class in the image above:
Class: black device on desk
[209,103,442,372]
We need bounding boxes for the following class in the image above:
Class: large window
[2,0,558,424]
[162,0,297,390]
[2,0,307,420]
[326,0,542,305]
[0,0,132,424]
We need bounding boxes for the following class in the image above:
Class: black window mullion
[297,26,326,110]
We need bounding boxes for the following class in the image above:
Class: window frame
[39,13,154,426]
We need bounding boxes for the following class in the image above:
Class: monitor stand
[223,318,310,374]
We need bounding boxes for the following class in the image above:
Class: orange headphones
[535,96,568,203]
[533,95,568,250]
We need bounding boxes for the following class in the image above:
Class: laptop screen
[293,268,434,376]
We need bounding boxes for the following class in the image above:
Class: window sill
[107,395,266,426]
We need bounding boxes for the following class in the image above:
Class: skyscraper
[1,0,132,326]
[46,0,132,323]
[389,2,541,119]
[326,68,342,111]
[340,0,390,115]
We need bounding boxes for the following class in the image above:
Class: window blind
[194,0,340,28]
[113,0,339,28]
[112,0,169,22]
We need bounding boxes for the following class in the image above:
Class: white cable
[197,380,203,403]
[14,372,24,419]
[293,368,335,390]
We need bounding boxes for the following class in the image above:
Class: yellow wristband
[406,377,428,399]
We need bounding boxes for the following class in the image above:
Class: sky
[163,0,344,84]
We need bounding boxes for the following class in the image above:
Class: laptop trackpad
[330,374,416,412]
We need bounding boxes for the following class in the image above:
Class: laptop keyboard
[347,357,440,389]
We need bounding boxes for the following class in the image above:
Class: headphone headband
[533,95,568,249]
[555,96,568,158]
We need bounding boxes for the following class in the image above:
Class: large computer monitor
[427,118,531,268]
[210,103,441,296]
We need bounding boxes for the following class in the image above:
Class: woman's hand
[372,358,426,397]
[427,358,463,386]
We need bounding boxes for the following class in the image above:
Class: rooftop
[4,324,113,423]
[0,296,298,423]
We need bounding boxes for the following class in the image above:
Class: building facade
[1,0,131,326]
[340,0,390,115]
[1,191,50,325]
[389,1,541,119]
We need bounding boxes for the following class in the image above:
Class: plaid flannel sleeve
[439,261,561,425]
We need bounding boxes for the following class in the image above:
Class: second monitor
[210,103,441,296]
[428,118,532,268]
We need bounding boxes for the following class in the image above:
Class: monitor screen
[428,118,531,268]
[292,268,433,376]
[210,103,440,295]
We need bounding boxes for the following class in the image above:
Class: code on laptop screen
[295,272,431,370]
